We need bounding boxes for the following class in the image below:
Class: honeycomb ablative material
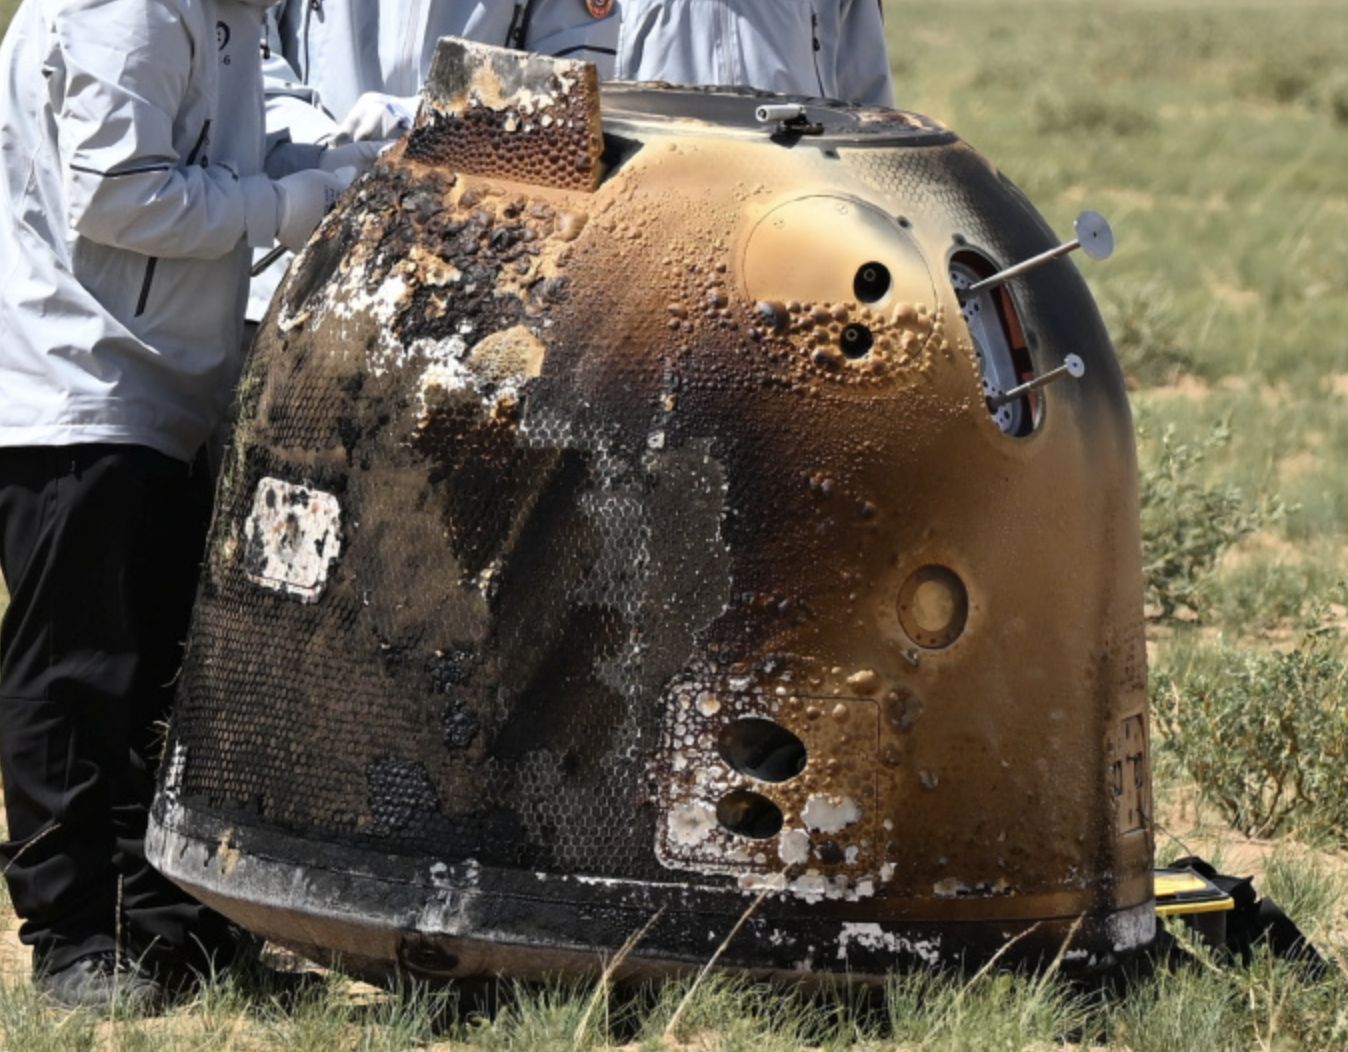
[149,42,1153,983]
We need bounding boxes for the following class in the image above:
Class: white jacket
[264,0,620,133]
[614,0,893,106]
[0,0,280,461]
[250,0,621,319]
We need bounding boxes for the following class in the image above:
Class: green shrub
[1326,71,1348,127]
[1100,279,1195,388]
[1033,92,1157,137]
[1247,55,1320,105]
[1152,640,1348,840]
[1140,423,1272,622]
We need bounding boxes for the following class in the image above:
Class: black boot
[33,949,161,1012]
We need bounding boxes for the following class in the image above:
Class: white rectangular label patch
[242,477,343,603]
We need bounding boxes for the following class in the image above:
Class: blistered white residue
[243,478,342,603]
[836,923,943,966]
[417,358,473,412]
[350,274,412,369]
[306,256,473,379]
[291,261,413,375]
[162,742,187,801]
[879,862,895,882]
[738,869,878,903]
[418,334,469,365]
[789,873,832,902]
[738,872,787,892]
[801,793,860,834]
[370,273,409,318]
[778,828,811,865]
[1107,902,1156,952]
[414,327,543,424]
[468,74,573,119]
[668,802,718,846]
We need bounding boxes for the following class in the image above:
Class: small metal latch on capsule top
[755,103,824,137]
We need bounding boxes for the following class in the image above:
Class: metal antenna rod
[962,211,1114,299]
[988,354,1086,408]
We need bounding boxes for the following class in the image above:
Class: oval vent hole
[716,790,784,839]
[853,261,891,302]
[840,323,874,359]
[717,718,807,783]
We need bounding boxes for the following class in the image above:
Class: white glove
[330,92,418,145]
[274,167,356,253]
[318,140,392,175]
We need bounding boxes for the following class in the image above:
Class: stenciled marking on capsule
[241,478,343,603]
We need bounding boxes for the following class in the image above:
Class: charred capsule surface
[150,41,1152,984]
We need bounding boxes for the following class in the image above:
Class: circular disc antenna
[1074,211,1115,260]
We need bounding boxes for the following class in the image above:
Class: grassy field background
[2,0,1348,1047]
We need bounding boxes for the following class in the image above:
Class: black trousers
[0,444,231,973]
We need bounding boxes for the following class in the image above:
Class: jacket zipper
[506,0,540,49]
[136,120,212,318]
[133,259,159,318]
[303,0,321,82]
[810,9,826,97]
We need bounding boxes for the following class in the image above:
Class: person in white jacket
[0,0,358,1010]
[614,0,894,106]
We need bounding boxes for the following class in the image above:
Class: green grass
[2,956,1347,1051]
[2,0,1348,1047]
